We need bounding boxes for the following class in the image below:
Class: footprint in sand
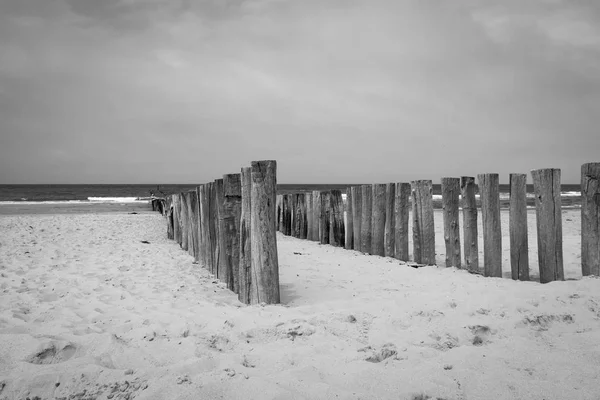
[25,341,78,364]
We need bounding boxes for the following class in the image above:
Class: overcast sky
[0,0,598,184]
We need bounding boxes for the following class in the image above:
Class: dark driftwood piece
[509,173,529,280]
[441,177,461,268]
[411,180,435,265]
[531,168,564,283]
[223,173,242,292]
[329,190,345,247]
[460,177,479,273]
[360,185,373,254]
[345,188,353,250]
[320,191,331,244]
[371,184,386,256]
[478,173,502,278]
[239,167,252,304]
[394,183,410,261]
[351,186,362,251]
[581,163,600,277]
[250,160,280,304]
[384,183,395,257]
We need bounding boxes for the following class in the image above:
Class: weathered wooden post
[351,186,362,251]
[385,183,396,257]
[180,192,189,251]
[441,178,461,268]
[306,193,314,241]
[195,186,203,264]
[371,184,386,256]
[394,183,411,261]
[311,191,320,241]
[208,182,218,275]
[345,188,354,250]
[202,184,214,271]
[215,179,225,279]
[531,168,564,283]
[239,167,252,304]
[167,202,174,240]
[276,195,282,232]
[250,160,280,304]
[411,180,435,265]
[329,190,345,247]
[300,193,308,239]
[478,173,502,277]
[188,190,199,260]
[582,163,600,277]
[222,173,242,292]
[460,177,479,273]
[320,191,331,244]
[360,185,373,253]
[172,194,181,244]
[509,173,529,280]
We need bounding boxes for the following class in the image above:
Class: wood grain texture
[194,187,203,263]
[250,160,280,304]
[215,179,225,281]
[460,177,479,273]
[411,180,435,265]
[188,190,199,260]
[394,183,411,261]
[208,182,218,275]
[223,173,242,292]
[329,190,345,247]
[531,168,564,283]
[509,173,529,280]
[180,192,189,251]
[172,194,181,244]
[371,184,386,256]
[581,163,600,277]
[299,193,308,239]
[345,188,354,250]
[360,185,373,254]
[312,191,321,242]
[320,191,331,245]
[198,185,210,269]
[306,194,314,241]
[441,178,461,268]
[478,173,502,278]
[384,183,396,258]
[351,186,362,251]
[239,167,252,304]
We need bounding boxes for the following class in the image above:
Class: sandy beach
[1,208,599,400]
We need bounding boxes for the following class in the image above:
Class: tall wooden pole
[582,163,600,277]
[299,193,308,239]
[460,177,479,273]
[384,183,396,257]
[215,179,225,280]
[509,173,529,280]
[188,190,199,260]
[223,173,242,292]
[320,191,331,244]
[394,183,411,261]
[250,160,280,304]
[239,167,252,304]
[531,168,564,283]
[329,190,345,247]
[312,191,320,241]
[371,184,386,256]
[411,180,435,265]
[345,188,354,250]
[351,186,362,251]
[478,173,502,278]
[441,178,461,268]
[208,182,218,275]
[306,193,314,241]
[360,185,373,254]
[195,186,203,264]
[180,192,189,251]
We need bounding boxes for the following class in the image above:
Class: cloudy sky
[0,0,598,184]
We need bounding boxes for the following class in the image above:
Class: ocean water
[0,183,583,209]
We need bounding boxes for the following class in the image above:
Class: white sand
[1,210,599,400]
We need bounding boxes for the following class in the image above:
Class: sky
[0,0,599,184]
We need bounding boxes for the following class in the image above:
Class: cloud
[0,0,599,183]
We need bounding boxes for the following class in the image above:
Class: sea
[0,183,583,209]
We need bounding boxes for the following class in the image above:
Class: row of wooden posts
[156,160,281,305]
[276,163,600,284]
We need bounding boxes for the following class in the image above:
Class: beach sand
[1,208,599,399]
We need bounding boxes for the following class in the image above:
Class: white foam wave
[87,197,149,203]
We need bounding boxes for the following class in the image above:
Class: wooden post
[250,160,280,304]
[201,184,213,271]
[215,179,225,280]
[172,194,181,244]
[394,183,411,261]
[478,173,502,278]
[284,194,293,236]
[306,193,314,241]
[371,184,386,256]
[329,190,345,247]
[384,183,396,257]
[239,167,252,304]
[276,195,282,232]
[188,190,199,260]
[320,191,331,244]
[167,202,174,240]
[351,186,362,251]
[195,186,203,264]
[223,173,242,292]
[441,178,461,268]
[299,193,308,239]
[531,168,564,283]
[460,177,479,273]
[509,173,529,280]
[313,191,322,242]
[582,163,600,277]
[208,182,218,275]
[291,194,299,238]
[345,188,354,250]
[360,185,373,254]
[411,180,435,265]
[180,192,189,251]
